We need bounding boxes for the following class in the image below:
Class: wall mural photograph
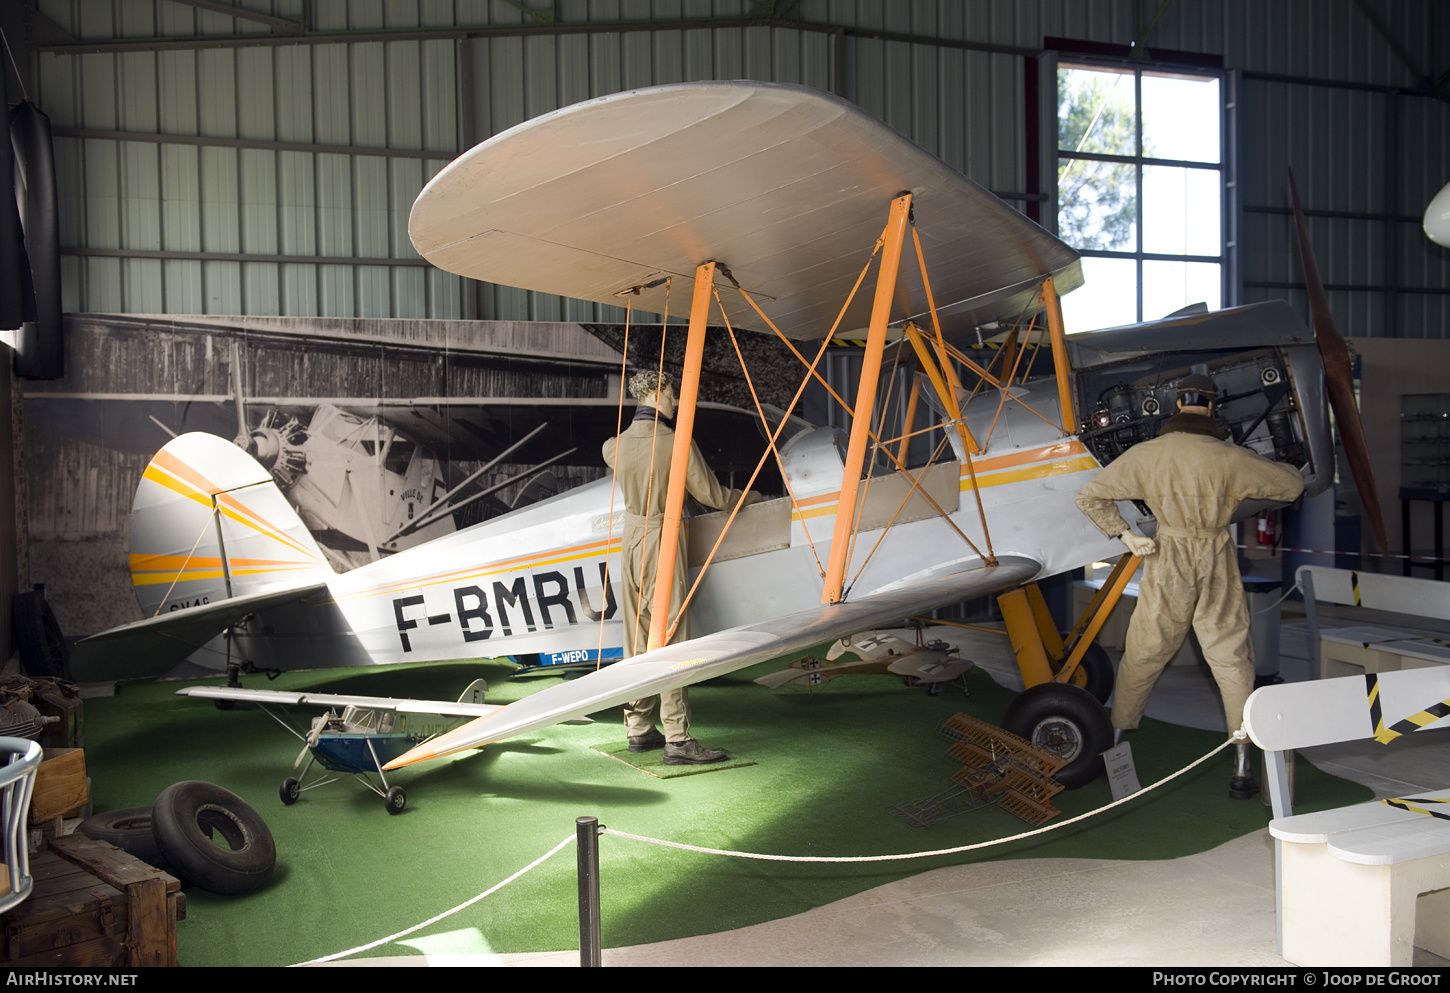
[21,314,799,670]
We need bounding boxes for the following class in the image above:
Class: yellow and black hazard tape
[1381,796,1450,821]
[1365,672,1450,744]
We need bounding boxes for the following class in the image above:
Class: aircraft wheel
[1064,643,1115,704]
[152,781,276,895]
[385,787,406,815]
[926,682,941,696]
[1002,683,1111,789]
[279,778,300,805]
[77,806,170,870]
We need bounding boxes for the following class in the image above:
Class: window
[1056,64,1223,332]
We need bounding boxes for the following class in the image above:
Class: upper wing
[71,581,332,683]
[410,81,1080,340]
[174,685,501,719]
[384,556,1039,768]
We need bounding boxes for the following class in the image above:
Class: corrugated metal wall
[24,0,1450,337]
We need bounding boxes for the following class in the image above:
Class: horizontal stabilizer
[72,581,331,683]
[386,556,1039,768]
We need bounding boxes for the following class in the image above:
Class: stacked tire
[77,782,276,895]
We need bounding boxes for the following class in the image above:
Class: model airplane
[174,679,499,814]
[72,82,1381,789]
[753,630,972,694]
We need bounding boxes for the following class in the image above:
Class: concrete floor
[343,601,1450,968]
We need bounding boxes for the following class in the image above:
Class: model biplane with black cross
[72,82,1385,788]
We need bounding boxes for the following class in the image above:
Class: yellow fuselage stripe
[791,444,1097,522]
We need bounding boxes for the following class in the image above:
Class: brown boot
[628,727,666,753]
[663,738,728,765]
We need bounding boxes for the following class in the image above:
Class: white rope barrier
[602,731,1244,862]
[1249,576,1303,615]
[293,832,577,966]
[296,730,1245,963]
[1236,541,1450,565]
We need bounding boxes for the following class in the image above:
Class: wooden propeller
[1287,168,1390,555]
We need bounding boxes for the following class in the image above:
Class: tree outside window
[1057,65,1223,333]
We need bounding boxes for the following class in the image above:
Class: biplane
[72,82,1381,789]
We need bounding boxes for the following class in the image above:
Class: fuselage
[225,379,1123,672]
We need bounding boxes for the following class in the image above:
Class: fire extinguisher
[1257,510,1278,547]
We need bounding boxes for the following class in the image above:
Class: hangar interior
[2,0,1450,968]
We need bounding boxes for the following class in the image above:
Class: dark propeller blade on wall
[1287,167,1390,555]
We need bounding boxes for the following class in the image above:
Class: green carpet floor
[80,653,1371,966]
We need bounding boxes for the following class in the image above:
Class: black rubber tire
[279,778,299,805]
[384,786,406,815]
[11,592,70,680]
[151,781,276,895]
[77,806,170,870]
[1002,683,1113,789]
[1063,642,1115,704]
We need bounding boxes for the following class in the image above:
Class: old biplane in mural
[72,82,1379,788]
[235,397,772,570]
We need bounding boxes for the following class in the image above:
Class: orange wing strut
[822,194,912,605]
[1041,275,1076,435]
[646,261,715,652]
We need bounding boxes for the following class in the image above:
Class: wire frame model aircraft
[72,82,1380,789]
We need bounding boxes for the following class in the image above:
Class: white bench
[1298,566,1450,678]
[1244,666,1450,966]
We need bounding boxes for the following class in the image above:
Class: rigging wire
[597,291,638,669]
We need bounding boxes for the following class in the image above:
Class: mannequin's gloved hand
[1120,531,1156,557]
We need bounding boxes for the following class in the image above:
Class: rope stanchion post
[577,815,603,967]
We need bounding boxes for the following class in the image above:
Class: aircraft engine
[246,411,308,488]
[1078,349,1308,470]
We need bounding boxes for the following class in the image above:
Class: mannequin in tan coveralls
[1074,375,1304,797]
[603,369,759,765]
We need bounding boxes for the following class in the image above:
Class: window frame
[1043,50,1236,331]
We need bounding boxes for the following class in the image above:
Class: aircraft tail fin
[456,678,488,706]
[129,432,333,618]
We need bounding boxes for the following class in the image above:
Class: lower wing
[384,556,1040,768]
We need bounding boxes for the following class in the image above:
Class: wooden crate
[29,748,89,824]
[0,834,183,966]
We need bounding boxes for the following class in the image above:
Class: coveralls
[1074,414,1304,733]
[603,414,751,741]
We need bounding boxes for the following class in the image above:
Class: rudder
[130,433,333,618]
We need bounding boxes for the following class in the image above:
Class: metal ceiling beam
[164,0,303,36]
[50,126,452,162]
[1352,0,1448,101]
[35,16,1037,59]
